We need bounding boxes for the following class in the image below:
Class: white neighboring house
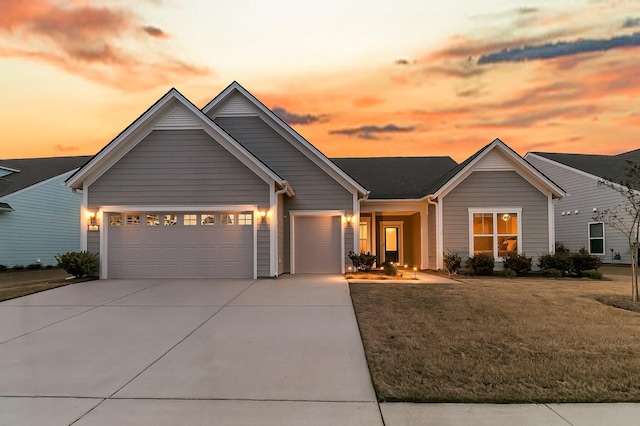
[0,156,91,267]
[525,149,640,264]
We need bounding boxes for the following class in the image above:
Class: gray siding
[527,155,631,263]
[0,171,81,266]
[442,171,549,266]
[214,116,354,273]
[88,129,271,277]
[427,203,437,269]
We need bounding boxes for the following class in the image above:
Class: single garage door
[107,212,254,278]
[294,216,341,273]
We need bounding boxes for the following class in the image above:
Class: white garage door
[294,216,341,273]
[107,212,254,279]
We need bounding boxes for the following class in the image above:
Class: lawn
[350,265,640,403]
[0,268,92,302]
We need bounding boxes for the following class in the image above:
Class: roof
[0,156,91,198]
[331,156,458,199]
[532,149,640,183]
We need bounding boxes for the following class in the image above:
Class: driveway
[0,276,382,425]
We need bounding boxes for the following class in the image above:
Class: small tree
[595,161,640,301]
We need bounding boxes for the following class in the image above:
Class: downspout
[427,197,440,270]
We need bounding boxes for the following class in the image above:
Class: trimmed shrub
[501,267,517,278]
[571,248,602,277]
[382,262,398,276]
[26,263,42,270]
[55,251,98,278]
[0,265,7,272]
[348,251,377,272]
[582,269,603,280]
[542,268,562,278]
[555,242,570,253]
[11,265,25,271]
[503,252,532,277]
[465,252,495,276]
[538,252,572,275]
[443,252,462,275]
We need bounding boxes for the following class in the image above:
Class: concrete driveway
[0,275,382,425]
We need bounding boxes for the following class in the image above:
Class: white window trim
[468,207,523,259]
[588,222,605,255]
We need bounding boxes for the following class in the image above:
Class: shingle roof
[532,149,640,183]
[0,156,92,198]
[331,156,458,199]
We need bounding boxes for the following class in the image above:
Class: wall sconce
[346,215,353,224]
[87,212,99,231]
[259,210,267,222]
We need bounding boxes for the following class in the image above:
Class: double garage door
[107,212,254,279]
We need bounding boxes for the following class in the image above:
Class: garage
[106,211,254,279]
[293,216,342,273]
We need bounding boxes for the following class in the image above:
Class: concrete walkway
[0,276,381,425]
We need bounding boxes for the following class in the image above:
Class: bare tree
[595,161,640,301]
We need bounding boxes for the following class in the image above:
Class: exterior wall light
[259,210,267,221]
[346,215,353,224]
[87,211,99,231]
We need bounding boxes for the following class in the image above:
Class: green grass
[350,265,640,403]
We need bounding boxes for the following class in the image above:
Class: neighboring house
[66,82,564,279]
[525,150,640,264]
[0,156,91,267]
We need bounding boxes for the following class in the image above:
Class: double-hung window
[469,208,522,258]
[588,222,605,255]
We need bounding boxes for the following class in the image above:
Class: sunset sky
[1,0,639,162]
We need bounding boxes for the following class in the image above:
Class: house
[66,82,564,279]
[525,149,640,264]
[0,156,91,267]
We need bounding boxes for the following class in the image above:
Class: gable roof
[530,149,640,183]
[66,88,292,194]
[332,157,457,199]
[431,138,565,199]
[203,81,369,197]
[0,156,91,198]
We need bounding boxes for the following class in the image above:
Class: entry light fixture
[87,211,99,231]
[346,215,353,224]
[259,210,267,221]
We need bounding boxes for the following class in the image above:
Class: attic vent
[475,151,514,171]
[217,96,257,116]
[155,108,200,129]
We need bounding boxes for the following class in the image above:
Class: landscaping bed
[350,265,640,402]
[0,268,96,302]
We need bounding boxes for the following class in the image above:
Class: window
[201,214,215,225]
[589,222,605,255]
[126,214,140,225]
[470,209,521,258]
[146,214,160,226]
[359,222,369,253]
[238,212,252,226]
[183,214,197,226]
[163,214,177,226]
[110,214,122,226]
[221,213,235,225]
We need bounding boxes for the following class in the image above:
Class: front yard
[0,268,89,302]
[350,265,640,403]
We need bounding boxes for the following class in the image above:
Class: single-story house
[66,82,565,279]
[525,149,640,264]
[0,156,91,266]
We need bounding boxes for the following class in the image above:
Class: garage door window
[221,213,235,225]
[146,214,160,226]
[163,214,177,226]
[126,214,140,225]
[184,214,197,226]
[201,214,215,225]
[110,215,122,226]
[238,212,252,226]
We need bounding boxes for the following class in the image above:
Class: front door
[384,227,399,263]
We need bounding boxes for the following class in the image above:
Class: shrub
[0,265,7,272]
[555,242,570,253]
[583,269,603,280]
[55,251,98,278]
[538,252,572,275]
[503,252,532,277]
[501,268,517,278]
[26,263,42,270]
[465,252,495,276]
[382,262,398,276]
[348,251,377,272]
[571,248,602,277]
[443,252,462,275]
[542,268,562,278]
[11,265,25,271]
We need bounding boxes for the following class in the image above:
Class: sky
[1,0,639,162]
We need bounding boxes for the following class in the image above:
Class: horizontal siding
[0,172,81,266]
[442,171,549,265]
[528,156,631,263]
[257,224,270,277]
[88,130,269,207]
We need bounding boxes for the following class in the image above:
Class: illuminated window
[183,214,197,226]
[589,222,605,255]
[110,215,122,226]
[238,213,252,225]
[201,214,215,225]
[146,214,160,226]
[126,214,140,225]
[470,209,521,258]
[163,214,177,226]
[359,222,368,252]
[221,213,235,225]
